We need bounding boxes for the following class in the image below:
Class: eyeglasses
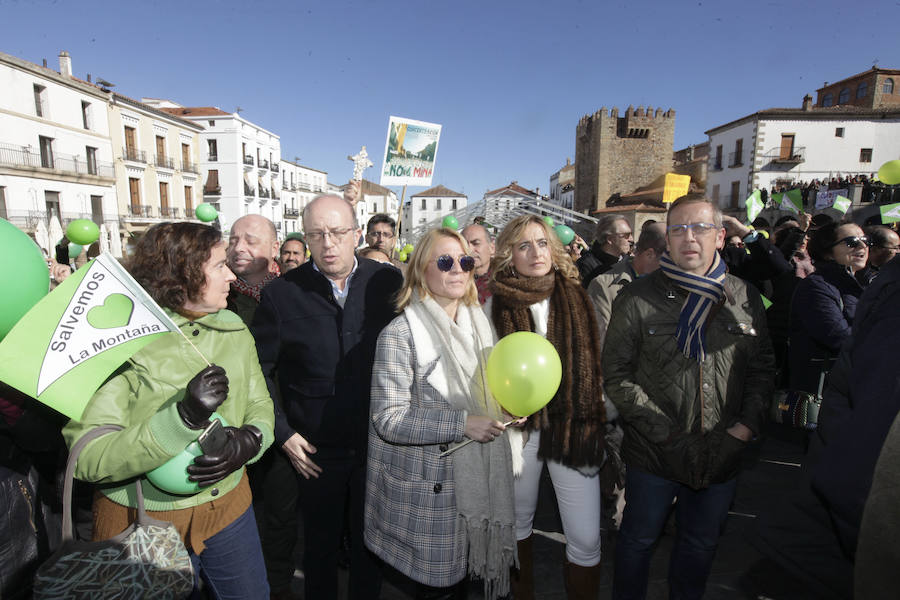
[829,236,869,249]
[436,255,475,272]
[367,231,394,239]
[612,231,634,239]
[306,228,354,243]
[667,223,718,237]
[877,245,900,251]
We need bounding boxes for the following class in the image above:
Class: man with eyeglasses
[603,194,774,600]
[863,225,900,281]
[576,214,634,287]
[252,195,403,600]
[364,213,406,272]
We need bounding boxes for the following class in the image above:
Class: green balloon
[195,203,218,222]
[397,250,409,262]
[402,243,414,254]
[543,216,555,227]
[442,215,459,230]
[877,160,900,185]
[68,243,83,258]
[486,331,562,417]
[0,219,49,340]
[65,219,100,246]
[146,413,229,495]
[554,224,576,246]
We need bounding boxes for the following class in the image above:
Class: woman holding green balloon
[62,222,275,599]
[365,227,518,599]
[486,214,606,598]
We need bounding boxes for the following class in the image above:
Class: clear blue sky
[4,0,898,200]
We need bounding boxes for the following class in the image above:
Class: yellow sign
[662,173,691,204]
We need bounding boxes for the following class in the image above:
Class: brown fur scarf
[490,270,606,468]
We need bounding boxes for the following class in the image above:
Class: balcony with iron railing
[297,182,311,192]
[182,161,198,174]
[0,143,115,178]
[208,154,218,162]
[258,159,269,170]
[282,181,290,190]
[271,163,280,173]
[728,151,744,168]
[764,146,806,164]
[123,147,147,163]
[243,155,255,167]
[155,155,175,170]
[127,204,154,219]
[284,206,300,219]
[258,186,270,199]
[160,207,181,219]
[203,185,222,196]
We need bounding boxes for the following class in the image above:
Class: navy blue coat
[788,261,865,393]
[251,258,403,450]
[810,256,900,555]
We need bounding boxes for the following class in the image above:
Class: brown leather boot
[510,535,534,600]
[563,559,601,600]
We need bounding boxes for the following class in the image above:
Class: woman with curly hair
[62,222,275,599]
[485,215,606,599]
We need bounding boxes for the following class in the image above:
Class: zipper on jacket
[18,479,37,534]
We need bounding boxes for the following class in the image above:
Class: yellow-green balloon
[146,413,228,495]
[877,160,900,185]
[65,219,100,245]
[397,250,409,262]
[403,243,414,253]
[442,215,459,229]
[554,225,576,246]
[0,219,49,340]
[543,216,555,227]
[486,331,562,417]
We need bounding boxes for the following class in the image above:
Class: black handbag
[33,425,194,599]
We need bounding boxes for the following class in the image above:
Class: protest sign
[380,116,442,187]
[0,253,180,420]
[662,173,691,204]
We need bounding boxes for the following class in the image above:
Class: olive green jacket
[601,270,775,488]
[62,309,275,511]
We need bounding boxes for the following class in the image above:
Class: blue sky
[3,0,898,199]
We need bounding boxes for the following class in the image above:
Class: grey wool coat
[364,313,470,587]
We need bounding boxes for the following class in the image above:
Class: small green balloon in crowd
[68,243,83,259]
[65,219,100,246]
[0,219,50,340]
[403,243,414,254]
[554,224,576,246]
[195,203,218,222]
[877,160,900,186]
[442,215,459,230]
[397,250,409,262]
[543,216,555,227]
[486,331,562,417]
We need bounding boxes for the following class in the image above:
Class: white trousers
[514,430,603,566]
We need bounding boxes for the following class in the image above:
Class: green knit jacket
[62,309,275,511]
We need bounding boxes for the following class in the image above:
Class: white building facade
[706,101,900,214]
[149,102,282,234]
[279,160,328,236]
[404,185,467,231]
[0,50,118,253]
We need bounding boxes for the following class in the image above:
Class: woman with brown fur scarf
[484,215,606,599]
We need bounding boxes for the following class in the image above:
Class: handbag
[33,425,194,599]
[777,370,827,430]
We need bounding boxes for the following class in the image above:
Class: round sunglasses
[436,254,476,272]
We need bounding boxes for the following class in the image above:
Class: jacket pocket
[706,428,746,483]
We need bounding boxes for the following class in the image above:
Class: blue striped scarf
[658,250,727,361]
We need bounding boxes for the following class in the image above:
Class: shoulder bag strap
[61,425,125,542]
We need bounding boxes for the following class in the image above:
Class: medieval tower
[574,106,675,213]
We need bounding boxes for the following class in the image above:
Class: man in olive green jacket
[602,196,774,600]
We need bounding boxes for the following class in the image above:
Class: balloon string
[439,419,517,457]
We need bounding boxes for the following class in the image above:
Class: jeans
[189,505,269,600]
[296,448,382,600]
[613,468,737,600]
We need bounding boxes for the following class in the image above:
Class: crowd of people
[2,183,900,600]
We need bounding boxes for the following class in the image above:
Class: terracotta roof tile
[411,184,466,198]
[158,106,231,117]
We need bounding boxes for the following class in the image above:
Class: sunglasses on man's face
[436,255,476,272]
[830,236,869,249]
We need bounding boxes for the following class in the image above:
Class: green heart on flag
[832,196,851,214]
[881,202,900,224]
[87,294,134,329]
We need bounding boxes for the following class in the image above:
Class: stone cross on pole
[348,146,374,181]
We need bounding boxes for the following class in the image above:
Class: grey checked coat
[364,313,470,587]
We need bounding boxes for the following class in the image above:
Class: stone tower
[574,106,675,213]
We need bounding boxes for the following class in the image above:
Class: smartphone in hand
[197,419,228,455]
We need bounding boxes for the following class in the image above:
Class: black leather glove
[187,425,263,487]
[177,365,229,429]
